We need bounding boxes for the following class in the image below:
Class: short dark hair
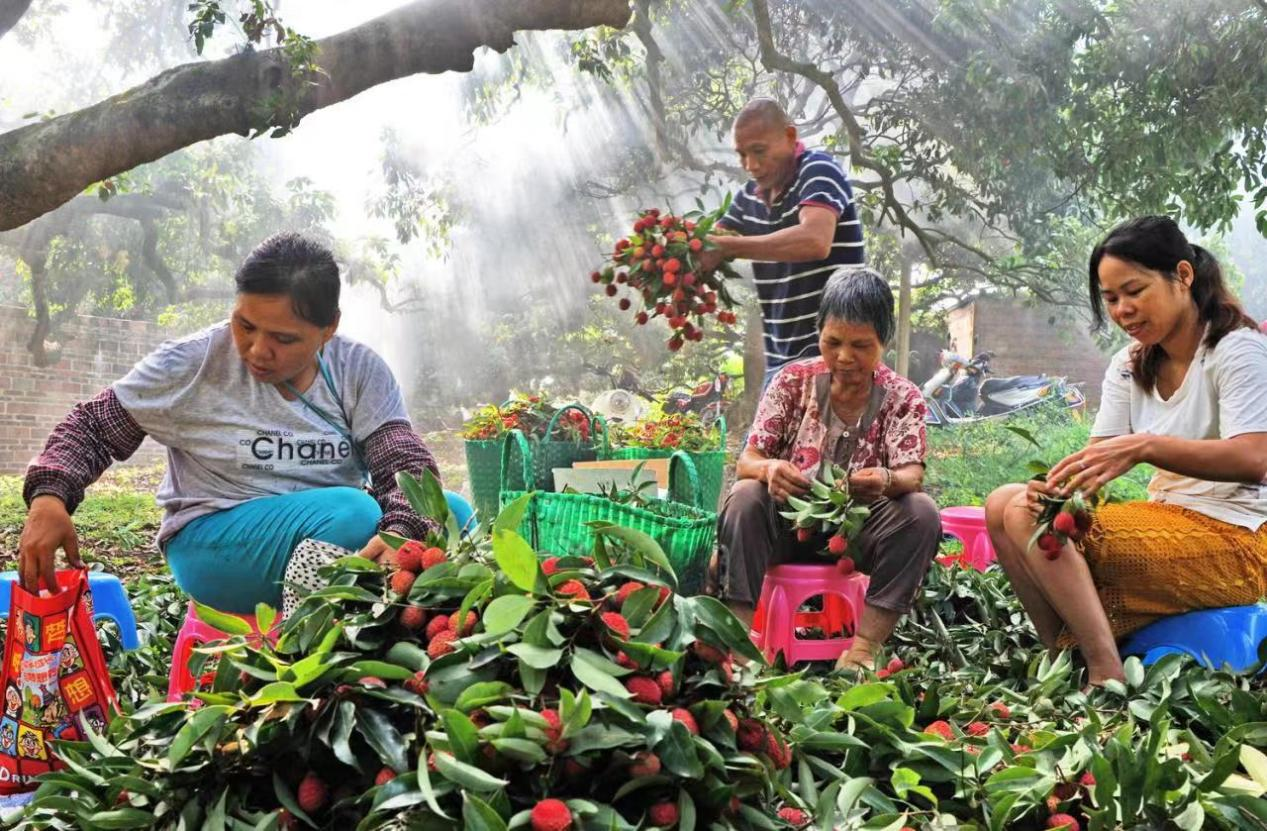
[234,233,340,327]
[817,267,895,344]
[734,98,792,132]
[1088,215,1256,393]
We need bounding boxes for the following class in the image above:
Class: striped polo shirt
[720,144,865,370]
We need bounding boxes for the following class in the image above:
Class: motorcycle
[921,350,1085,425]
[663,373,730,426]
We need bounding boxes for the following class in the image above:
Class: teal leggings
[165,487,381,613]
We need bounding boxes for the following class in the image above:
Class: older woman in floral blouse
[717,268,941,671]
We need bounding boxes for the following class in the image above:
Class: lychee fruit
[615,651,637,669]
[923,720,954,740]
[421,547,447,570]
[777,806,810,826]
[796,527,813,542]
[629,750,661,777]
[887,657,904,673]
[626,675,663,705]
[404,670,429,696]
[425,614,451,640]
[827,535,847,555]
[601,611,631,640]
[989,701,1012,719]
[1046,814,1080,831]
[530,798,574,831]
[966,721,990,737]
[1079,772,1096,788]
[1052,511,1078,536]
[657,671,675,698]
[359,676,385,688]
[296,772,327,814]
[671,707,698,735]
[389,570,416,596]
[399,605,427,631]
[737,718,767,752]
[540,708,568,753]
[374,767,396,786]
[614,581,646,607]
[692,641,727,664]
[448,610,478,636]
[765,730,792,769]
[542,556,562,576]
[1037,533,1062,558]
[722,709,739,732]
[835,556,855,575]
[395,540,425,573]
[427,629,458,658]
[648,801,679,827]
[557,580,591,602]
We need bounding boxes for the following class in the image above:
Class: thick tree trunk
[0,0,33,40]
[0,0,631,230]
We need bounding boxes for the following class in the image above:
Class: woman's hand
[1046,434,1151,499]
[356,534,395,565]
[1024,477,1062,517]
[764,460,811,503]
[848,468,889,503]
[18,495,84,595]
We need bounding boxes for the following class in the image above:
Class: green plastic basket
[533,404,606,493]
[465,402,606,523]
[601,417,728,512]
[500,429,717,595]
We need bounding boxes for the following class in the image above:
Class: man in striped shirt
[704,99,866,385]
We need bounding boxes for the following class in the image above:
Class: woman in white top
[985,216,1267,685]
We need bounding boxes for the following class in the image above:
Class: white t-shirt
[1091,327,1267,530]
[113,322,409,543]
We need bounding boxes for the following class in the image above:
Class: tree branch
[0,0,632,230]
[0,0,33,40]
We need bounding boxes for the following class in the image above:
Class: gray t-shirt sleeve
[111,330,212,447]
[338,340,410,443]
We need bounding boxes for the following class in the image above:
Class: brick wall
[948,296,1110,408]
[0,305,168,474]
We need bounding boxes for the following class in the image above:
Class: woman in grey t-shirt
[18,234,441,614]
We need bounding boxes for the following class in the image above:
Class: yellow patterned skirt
[1056,501,1267,648]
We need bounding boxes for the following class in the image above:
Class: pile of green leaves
[9,475,790,830]
[766,562,1267,831]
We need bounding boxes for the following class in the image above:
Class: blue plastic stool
[0,570,140,651]
[1120,604,1267,673]
[444,490,477,537]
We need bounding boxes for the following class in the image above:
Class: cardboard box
[553,458,669,495]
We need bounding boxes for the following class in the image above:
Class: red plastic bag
[0,570,119,794]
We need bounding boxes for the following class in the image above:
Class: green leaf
[398,468,450,526]
[690,596,765,665]
[193,602,252,636]
[507,643,564,669]
[357,707,409,772]
[571,648,633,698]
[494,492,532,536]
[433,749,508,792]
[492,529,540,592]
[462,790,510,831]
[1003,425,1042,450]
[378,530,410,549]
[455,682,515,712]
[81,808,158,829]
[254,603,278,638]
[441,709,482,766]
[483,594,537,636]
[588,522,677,585]
[169,705,229,767]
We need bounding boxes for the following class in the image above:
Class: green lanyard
[283,351,371,486]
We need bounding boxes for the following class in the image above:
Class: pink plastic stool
[167,601,278,702]
[749,564,870,665]
[938,506,996,571]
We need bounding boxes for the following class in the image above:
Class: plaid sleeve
[23,387,147,513]
[364,419,442,540]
